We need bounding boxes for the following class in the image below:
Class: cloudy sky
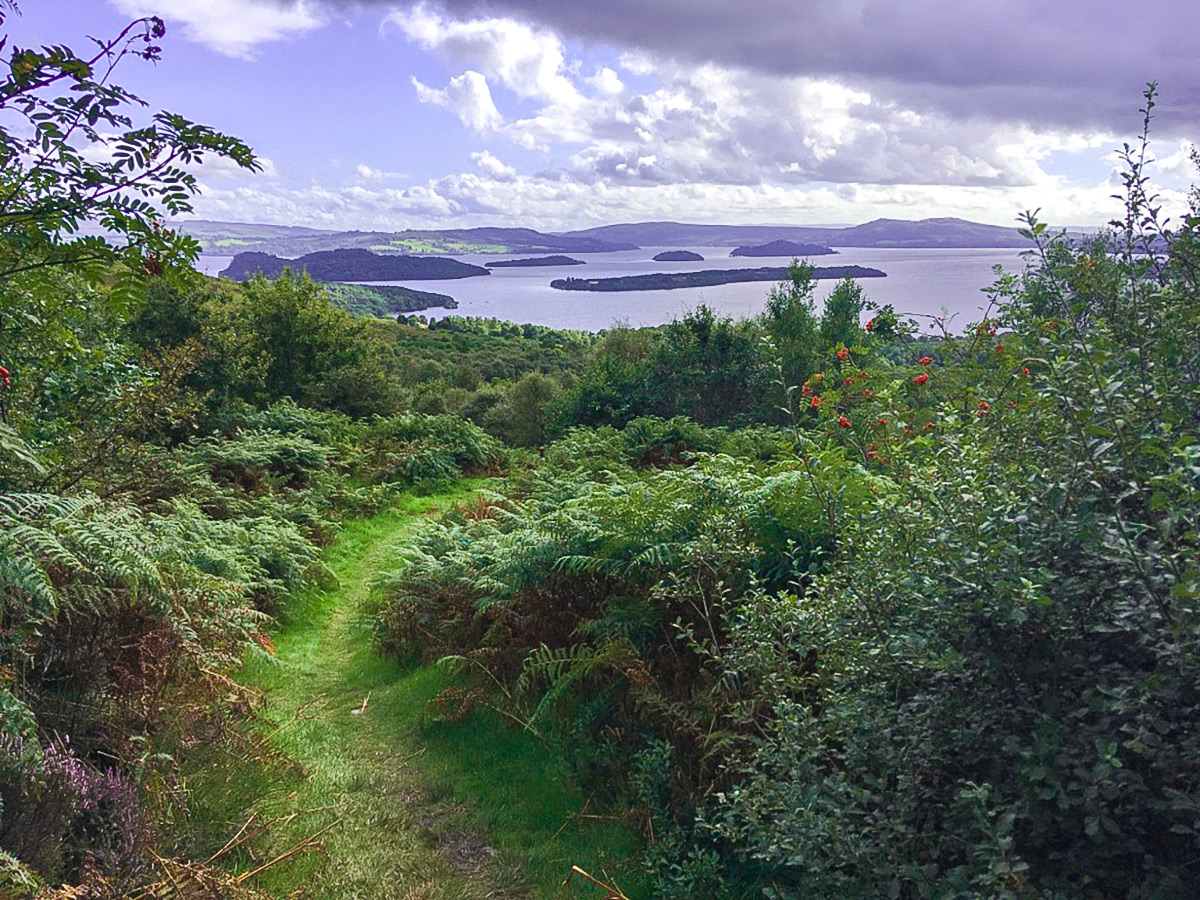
[9,1,1198,231]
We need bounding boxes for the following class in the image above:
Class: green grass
[187,483,642,900]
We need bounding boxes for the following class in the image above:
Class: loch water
[198,246,1030,333]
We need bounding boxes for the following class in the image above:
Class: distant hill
[563,217,1030,249]
[653,250,705,261]
[485,255,585,268]
[220,249,490,282]
[177,219,334,240]
[731,240,836,257]
[182,220,636,257]
[454,228,635,253]
[834,217,1029,248]
[185,217,1036,261]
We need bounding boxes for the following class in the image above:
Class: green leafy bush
[688,95,1200,897]
[374,424,841,824]
[359,412,507,485]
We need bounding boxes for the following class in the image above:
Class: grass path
[202,487,640,900]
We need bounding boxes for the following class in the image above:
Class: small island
[652,250,705,262]
[485,255,586,268]
[221,248,490,281]
[730,239,837,257]
[551,265,885,292]
[321,283,458,317]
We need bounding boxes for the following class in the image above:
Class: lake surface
[197,246,1031,333]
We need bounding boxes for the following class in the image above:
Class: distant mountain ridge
[180,220,636,257]
[562,217,1031,249]
[184,216,1036,257]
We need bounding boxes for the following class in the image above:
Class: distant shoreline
[551,264,886,292]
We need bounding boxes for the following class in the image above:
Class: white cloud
[111,0,326,59]
[590,67,625,97]
[386,5,582,108]
[399,31,1102,193]
[1154,140,1198,180]
[412,70,503,132]
[356,163,408,181]
[197,153,278,179]
[369,0,1200,138]
[470,151,517,180]
[188,162,1186,233]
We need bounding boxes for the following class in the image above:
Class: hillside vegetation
[0,15,1197,900]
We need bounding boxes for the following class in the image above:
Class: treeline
[390,272,882,441]
[549,263,883,292]
[554,273,875,429]
[320,282,458,317]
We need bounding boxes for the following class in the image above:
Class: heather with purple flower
[1,736,148,882]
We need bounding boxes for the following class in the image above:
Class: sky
[6,0,1198,232]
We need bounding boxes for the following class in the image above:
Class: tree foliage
[0,11,257,282]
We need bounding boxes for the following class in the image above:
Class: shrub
[359,413,506,485]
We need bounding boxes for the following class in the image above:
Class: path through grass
[194,486,641,900]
